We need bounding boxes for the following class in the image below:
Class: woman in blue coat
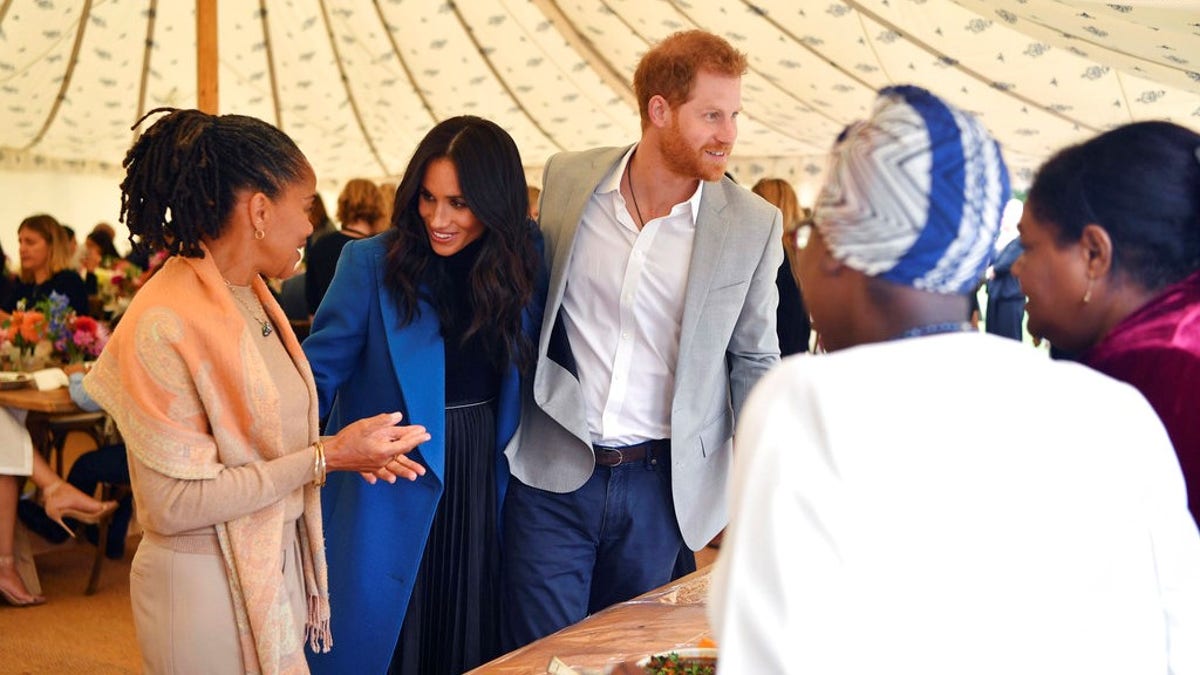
[303,116,543,675]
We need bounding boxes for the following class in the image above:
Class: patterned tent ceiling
[1,0,1198,198]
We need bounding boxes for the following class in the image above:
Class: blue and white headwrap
[814,85,1011,294]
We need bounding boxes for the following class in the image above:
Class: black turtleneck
[435,237,502,406]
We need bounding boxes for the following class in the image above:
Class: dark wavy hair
[119,108,310,258]
[385,116,536,372]
[86,229,122,262]
[1028,121,1200,293]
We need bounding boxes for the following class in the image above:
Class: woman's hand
[323,412,430,484]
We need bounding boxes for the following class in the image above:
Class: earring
[1082,277,1093,304]
[254,227,265,241]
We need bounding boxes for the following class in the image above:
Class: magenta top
[1084,271,1200,525]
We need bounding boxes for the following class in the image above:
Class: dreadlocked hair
[119,107,309,258]
[384,116,537,374]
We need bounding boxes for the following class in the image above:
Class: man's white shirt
[561,146,703,446]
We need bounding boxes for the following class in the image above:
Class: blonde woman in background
[752,178,812,356]
[0,214,91,320]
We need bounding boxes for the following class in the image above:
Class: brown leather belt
[592,439,670,467]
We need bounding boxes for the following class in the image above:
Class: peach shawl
[85,249,330,674]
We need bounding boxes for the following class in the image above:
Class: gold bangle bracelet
[312,440,327,487]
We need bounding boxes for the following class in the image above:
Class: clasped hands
[323,412,430,485]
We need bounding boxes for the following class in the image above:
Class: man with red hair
[502,30,782,647]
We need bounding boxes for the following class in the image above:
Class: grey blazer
[505,145,783,549]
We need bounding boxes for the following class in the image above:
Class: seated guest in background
[709,86,1200,674]
[305,177,387,315]
[0,398,116,605]
[17,364,134,560]
[85,229,122,268]
[1,214,90,319]
[304,115,542,675]
[85,108,430,673]
[752,178,812,355]
[0,240,10,306]
[1012,121,1200,526]
[0,424,117,606]
[80,229,124,295]
[91,222,118,244]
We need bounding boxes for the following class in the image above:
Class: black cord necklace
[625,156,647,227]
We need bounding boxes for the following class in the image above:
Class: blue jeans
[502,450,686,650]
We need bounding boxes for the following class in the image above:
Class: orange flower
[19,311,44,343]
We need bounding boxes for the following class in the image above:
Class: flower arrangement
[1,292,109,369]
[95,258,144,316]
[57,313,109,363]
[3,304,47,358]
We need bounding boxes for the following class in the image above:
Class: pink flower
[72,315,99,334]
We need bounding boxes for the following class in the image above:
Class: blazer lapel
[538,146,630,353]
[676,180,732,383]
[374,248,447,482]
[533,146,631,446]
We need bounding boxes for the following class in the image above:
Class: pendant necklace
[892,321,973,341]
[224,280,274,338]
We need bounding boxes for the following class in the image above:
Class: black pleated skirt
[390,399,501,675]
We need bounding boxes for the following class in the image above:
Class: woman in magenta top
[1013,121,1200,525]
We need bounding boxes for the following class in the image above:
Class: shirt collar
[596,145,704,226]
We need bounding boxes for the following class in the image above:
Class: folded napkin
[31,368,69,391]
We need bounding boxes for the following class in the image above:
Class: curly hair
[633,30,748,129]
[384,116,537,372]
[119,108,310,258]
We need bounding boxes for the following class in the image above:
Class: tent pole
[197,0,218,113]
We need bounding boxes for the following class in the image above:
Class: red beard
[660,120,731,182]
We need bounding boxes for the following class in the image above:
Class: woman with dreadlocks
[83,108,431,673]
[303,116,544,675]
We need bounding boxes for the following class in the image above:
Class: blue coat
[303,230,542,674]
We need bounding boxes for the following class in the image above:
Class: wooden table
[1,385,101,475]
[469,568,714,674]
[0,386,79,413]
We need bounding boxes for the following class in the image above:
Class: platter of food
[0,372,33,390]
[636,647,717,674]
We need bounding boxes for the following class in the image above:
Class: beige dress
[0,407,33,476]
[129,290,314,674]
